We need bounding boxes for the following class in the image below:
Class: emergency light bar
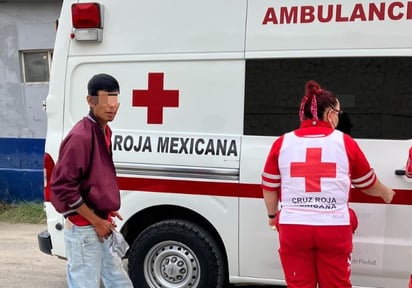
[71,2,104,42]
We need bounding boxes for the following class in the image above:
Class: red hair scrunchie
[299,81,322,122]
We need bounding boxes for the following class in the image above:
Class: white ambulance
[38,1,412,287]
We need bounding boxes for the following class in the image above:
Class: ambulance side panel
[68,0,247,56]
[47,0,249,280]
[238,1,412,286]
[44,0,412,287]
[64,57,245,277]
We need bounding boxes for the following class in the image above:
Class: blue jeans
[64,224,133,288]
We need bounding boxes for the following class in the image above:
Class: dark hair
[87,73,120,96]
[299,80,338,122]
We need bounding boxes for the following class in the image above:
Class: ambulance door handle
[395,169,406,176]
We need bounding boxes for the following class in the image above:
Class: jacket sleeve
[50,131,92,214]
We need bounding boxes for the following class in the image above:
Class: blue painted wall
[0,138,45,202]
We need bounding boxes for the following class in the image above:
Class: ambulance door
[63,0,249,282]
[239,135,284,281]
[239,56,412,287]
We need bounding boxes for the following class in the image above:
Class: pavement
[0,222,66,288]
[0,222,279,288]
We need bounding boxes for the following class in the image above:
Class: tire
[128,219,226,288]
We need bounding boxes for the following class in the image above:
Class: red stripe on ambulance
[118,176,412,205]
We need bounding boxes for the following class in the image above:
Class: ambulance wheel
[128,219,226,288]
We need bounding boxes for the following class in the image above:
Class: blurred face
[87,90,120,127]
[325,100,342,129]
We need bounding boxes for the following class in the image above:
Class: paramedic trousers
[277,224,353,288]
[64,224,133,288]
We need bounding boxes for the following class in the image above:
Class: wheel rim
[144,240,201,288]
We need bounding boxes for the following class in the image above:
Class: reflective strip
[262,172,281,180]
[62,209,77,217]
[352,169,374,184]
[353,174,376,189]
[303,134,327,138]
[68,197,83,208]
[261,179,280,188]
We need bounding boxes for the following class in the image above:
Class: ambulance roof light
[71,2,104,42]
[71,3,102,29]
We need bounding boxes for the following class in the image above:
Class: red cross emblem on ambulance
[290,147,336,192]
[132,73,179,124]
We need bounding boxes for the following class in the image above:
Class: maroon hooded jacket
[50,113,120,219]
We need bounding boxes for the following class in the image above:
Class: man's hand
[109,211,123,229]
[111,211,123,220]
[93,218,113,242]
[75,204,115,242]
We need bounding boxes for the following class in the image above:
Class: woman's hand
[381,187,395,203]
[267,213,278,230]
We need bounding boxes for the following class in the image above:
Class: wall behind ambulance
[0,0,62,202]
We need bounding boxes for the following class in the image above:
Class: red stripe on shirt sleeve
[343,134,377,189]
[261,136,284,192]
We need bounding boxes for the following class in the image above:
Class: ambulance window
[21,50,53,83]
[244,57,412,140]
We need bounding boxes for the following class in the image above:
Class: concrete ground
[0,222,279,288]
[0,222,66,288]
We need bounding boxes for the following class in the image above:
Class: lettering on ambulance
[351,207,385,270]
[157,137,237,156]
[113,135,153,152]
[352,258,377,266]
[113,135,238,156]
[262,2,412,25]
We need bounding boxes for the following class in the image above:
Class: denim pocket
[80,231,98,246]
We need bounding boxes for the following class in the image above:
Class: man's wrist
[268,213,276,219]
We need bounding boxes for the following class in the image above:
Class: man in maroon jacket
[50,74,133,288]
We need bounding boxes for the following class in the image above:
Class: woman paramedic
[261,80,395,288]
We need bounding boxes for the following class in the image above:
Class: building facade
[0,0,62,201]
